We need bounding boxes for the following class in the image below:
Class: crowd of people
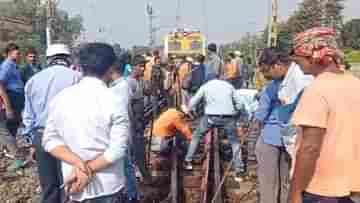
[0,26,359,203]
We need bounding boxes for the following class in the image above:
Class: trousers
[70,191,126,203]
[303,192,355,203]
[33,130,64,203]
[185,115,244,172]
[255,137,290,203]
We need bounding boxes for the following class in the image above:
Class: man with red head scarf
[289,27,360,203]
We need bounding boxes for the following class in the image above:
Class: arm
[0,84,14,116]
[253,88,272,123]
[188,85,205,111]
[22,82,36,138]
[289,89,328,203]
[87,99,129,173]
[289,126,325,203]
[43,102,85,168]
[0,65,14,116]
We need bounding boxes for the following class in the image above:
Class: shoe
[6,159,27,172]
[183,161,193,170]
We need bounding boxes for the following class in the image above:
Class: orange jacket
[144,62,153,81]
[152,108,192,141]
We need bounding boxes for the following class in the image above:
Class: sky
[60,0,360,48]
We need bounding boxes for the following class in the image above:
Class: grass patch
[345,49,360,63]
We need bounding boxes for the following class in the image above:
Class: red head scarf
[293,27,344,67]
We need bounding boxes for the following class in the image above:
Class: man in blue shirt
[0,43,25,153]
[22,44,81,203]
[253,48,307,203]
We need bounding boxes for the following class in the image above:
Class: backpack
[189,64,206,92]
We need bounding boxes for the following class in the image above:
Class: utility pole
[267,0,278,48]
[46,0,55,48]
[146,3,156,48]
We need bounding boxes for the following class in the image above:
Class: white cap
[186,57,194,63]
[46,44,71,57]
[234,50,242,56]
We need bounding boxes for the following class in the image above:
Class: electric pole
[267,0,278,48]
[46,0,55,48]
[146,3,156,48]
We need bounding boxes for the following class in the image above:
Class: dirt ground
[0,137,40,203]
[0,137,359,203]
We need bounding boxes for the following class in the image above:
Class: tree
[286,0,324,34]
[323,0,344,31]
[0,0,84,52]
[262,0,345,52]
[341,19,360,50]
[52,11,84,46]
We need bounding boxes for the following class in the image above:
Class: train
[164,28,206,59]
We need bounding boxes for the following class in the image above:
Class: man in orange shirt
[151,108,193,154]
[289,27,360,203]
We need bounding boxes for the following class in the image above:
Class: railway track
[143,95,258,203]
[167,129,225,203]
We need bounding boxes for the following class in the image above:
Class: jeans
[151,137,173,154]
[33,130,64,203]
[124,155,138,200]
[303,192,355,203]
[7,90,25,137]
[70,190,126,203]
[185,115,244,171]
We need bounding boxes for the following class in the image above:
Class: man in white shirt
[42,43,129,203]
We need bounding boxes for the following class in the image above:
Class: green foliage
[219,33,265,61]
[0,0,84,53]
[263,0,345,52]
[341,19,360,50]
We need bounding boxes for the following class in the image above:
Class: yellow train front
[164,29,206,59]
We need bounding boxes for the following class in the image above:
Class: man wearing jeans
[289,27,360,203]
[23,44,81,203]
[151,108,192,154]
[183,74,245,178]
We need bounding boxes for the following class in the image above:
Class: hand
[74,161,93,179]
[181,105,190,115]
[30,147,36,161]
[250,120,261,132]
[64,167,91,194]
[288,191,303,203]
[6,110,15,120]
